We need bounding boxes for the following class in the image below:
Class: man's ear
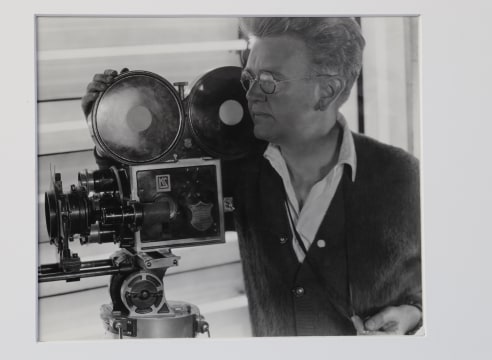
[316,76,345,111]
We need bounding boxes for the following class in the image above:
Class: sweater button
[292,286,305,297]
[279,236,288,245]
[317,239,326,248]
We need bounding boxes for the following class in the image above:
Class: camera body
[45,159,224,264]
[40,66,255,338]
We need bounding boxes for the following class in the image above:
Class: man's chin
[253,126,273,142]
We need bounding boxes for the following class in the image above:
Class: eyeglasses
[240,70,317,95]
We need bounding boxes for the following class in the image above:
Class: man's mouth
[252,112,270,118]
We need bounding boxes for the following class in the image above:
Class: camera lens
[66,191,91,236]
[78,169,123,193]
[45,188,92,241]
[44,191,58,239]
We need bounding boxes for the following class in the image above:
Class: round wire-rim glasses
[240,70,329,95]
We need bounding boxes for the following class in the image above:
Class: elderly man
[82,17,422,337]
[233,17,422,336]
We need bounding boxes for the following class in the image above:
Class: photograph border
[2,0,491,359]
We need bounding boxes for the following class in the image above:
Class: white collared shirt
[263,114,357,263]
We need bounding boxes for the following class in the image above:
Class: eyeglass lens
[240,72,276,94]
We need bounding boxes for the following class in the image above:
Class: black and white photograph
[2,0,492,359]
[36,15,422,340]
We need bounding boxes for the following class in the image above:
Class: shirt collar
[264,113,357,182]
[337,113,357,182]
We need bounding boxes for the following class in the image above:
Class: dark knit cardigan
[233,133,422,336]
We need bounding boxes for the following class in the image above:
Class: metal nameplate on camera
[130,159,225,252]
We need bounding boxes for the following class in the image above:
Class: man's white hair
[239,17,366,106]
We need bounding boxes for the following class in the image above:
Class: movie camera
[38,66,256,338]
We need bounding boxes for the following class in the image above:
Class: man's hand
[81,68,129,118]
[351,305,422,335]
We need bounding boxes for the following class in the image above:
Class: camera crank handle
[204,324,211,338]
[114,322,124,339]
[173,81,188,101]
[197,319,210,338]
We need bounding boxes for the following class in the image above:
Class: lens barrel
[45,191,58,239]
[78,169,122,193]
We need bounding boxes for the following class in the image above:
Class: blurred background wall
[36,16,420,341]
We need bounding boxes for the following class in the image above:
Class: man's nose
[245,80,266,102]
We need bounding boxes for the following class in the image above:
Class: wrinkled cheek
[274,107,300,130]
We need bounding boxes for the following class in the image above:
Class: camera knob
[173,81,188,100]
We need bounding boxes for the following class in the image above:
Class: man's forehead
[246,35,311,75]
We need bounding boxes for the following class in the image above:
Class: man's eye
[259,73,274,81]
